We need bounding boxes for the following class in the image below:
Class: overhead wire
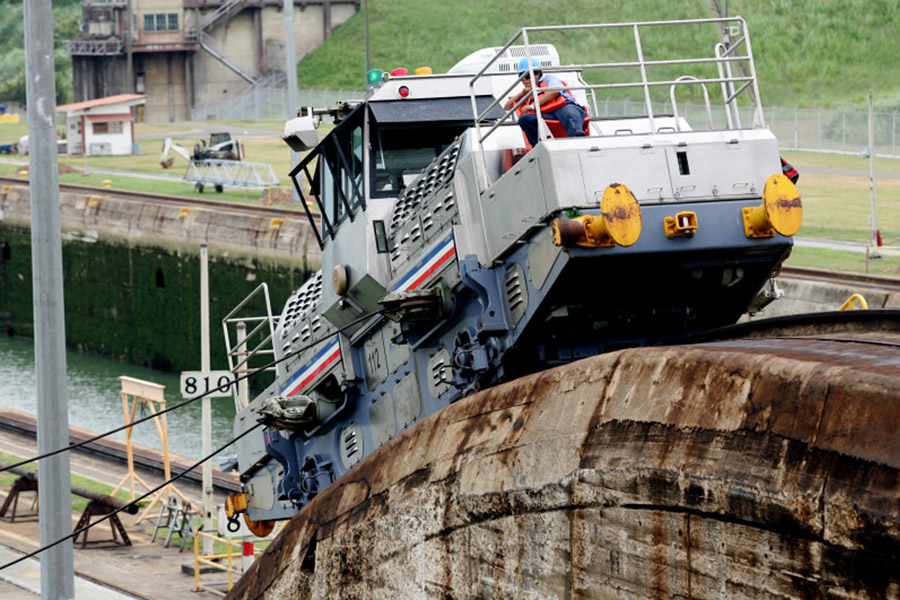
[0,422,264,572]
[0,305,392,571]
[0,306,388,473]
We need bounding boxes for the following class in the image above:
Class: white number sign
[180,371,237,399]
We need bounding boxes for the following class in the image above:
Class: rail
[0,176,300,219]
[222,283,279,409]
[192,523,284,595]
[65,38,124,56]
[839,293,869,311]
[193,530,251,595]
[468,17,764,188]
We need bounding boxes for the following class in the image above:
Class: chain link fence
[190,87,364,122]
[592,98,899,158]
[192,86,899,158]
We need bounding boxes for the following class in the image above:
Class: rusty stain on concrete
[228,322,900,599]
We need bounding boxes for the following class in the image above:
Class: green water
[0,334,237,460]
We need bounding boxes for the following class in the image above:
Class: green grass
[4,115,899,277]
[0,119,304,207]
[299,0,900,110]
[783,150,900,174]
[0,450,142,514]
[782,151,900,246]
[785,245,900,278]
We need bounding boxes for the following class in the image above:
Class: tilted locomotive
[224,17,802,532]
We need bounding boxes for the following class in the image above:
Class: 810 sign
[180,371,237,399]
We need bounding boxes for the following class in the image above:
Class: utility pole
[200,244,214,555]
[284,0,300,202]
[868,89,880,256]
[125,0,134,93]
[364,0,370,73]
[23,1,75,598]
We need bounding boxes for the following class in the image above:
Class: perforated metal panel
[339,423,363,469]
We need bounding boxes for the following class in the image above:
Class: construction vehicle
[195,132,244,161]
[160,136,276,193]
[222,17,803,533]
[159,133,243,169]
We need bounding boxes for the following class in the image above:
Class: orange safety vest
[517,79,570,115]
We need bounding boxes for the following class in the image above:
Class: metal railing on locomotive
[222,283,279,413]
[469,17,766,192]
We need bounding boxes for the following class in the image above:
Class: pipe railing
[468,17,764,188]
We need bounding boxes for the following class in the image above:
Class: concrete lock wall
[0,185,320,371]
[228,334,900,600]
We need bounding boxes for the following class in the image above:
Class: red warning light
[398,85,410,98]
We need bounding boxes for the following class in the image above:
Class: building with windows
[67,1,358,123]
[56,94,147,155]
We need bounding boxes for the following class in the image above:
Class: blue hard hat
[517,57,541,75]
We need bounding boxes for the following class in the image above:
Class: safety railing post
[842,109,846,151]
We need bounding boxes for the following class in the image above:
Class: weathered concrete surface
[0,183,320,271]
[228,325,900,599]
[765,272,900,317]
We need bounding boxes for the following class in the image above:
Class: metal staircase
[200,0,248,32]
[198,31,257,84]
[191,1,262,84]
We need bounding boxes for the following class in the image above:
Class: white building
[57,94,147,156]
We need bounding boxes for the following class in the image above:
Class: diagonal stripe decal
[391,235,456,294]
[280,336,341,397]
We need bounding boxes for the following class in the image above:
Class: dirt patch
[261,187,293,206]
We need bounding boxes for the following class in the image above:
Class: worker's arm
[535,90,560,107]
[504,77,536,111]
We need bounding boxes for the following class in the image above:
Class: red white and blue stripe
[390,235,456,294]
[280,336,341,397]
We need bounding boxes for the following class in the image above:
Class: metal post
[842,109,846,151]
[364,0,370,73]
[284,0,300,202]
[24,2,75,598]
[818,109,822,149]
[200,244,214,554]
[125,0,134,93]
[236,321,249,412]
[868,90,879,255]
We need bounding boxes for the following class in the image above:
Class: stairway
[200,0,248,32]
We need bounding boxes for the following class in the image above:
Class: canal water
[0,335,237,460]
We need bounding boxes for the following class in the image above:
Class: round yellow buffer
[742,173,803,238]
[553,183,643,248]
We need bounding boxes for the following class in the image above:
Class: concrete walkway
[794,236,900,256]
[0,546,138,599]
[135,122,281,141]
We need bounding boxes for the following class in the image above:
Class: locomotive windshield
[369,96,503,197]
[294,95,502,247]
[371,123,467,195]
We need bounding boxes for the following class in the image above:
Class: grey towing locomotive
[224,17,802,532]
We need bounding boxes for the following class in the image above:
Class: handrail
[222,283,278,384]
[468,16,764,174]
[670,76,714,131]
[839,294,869,311]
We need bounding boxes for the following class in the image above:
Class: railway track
[0,175,305,221]
[781,265,900,292]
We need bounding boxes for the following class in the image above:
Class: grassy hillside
[298,0,900,110]
[0,0,81,106]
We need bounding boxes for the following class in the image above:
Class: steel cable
[0,422,263,571]
[0,306,387,473]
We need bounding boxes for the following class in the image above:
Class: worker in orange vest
[504,58,587,147]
